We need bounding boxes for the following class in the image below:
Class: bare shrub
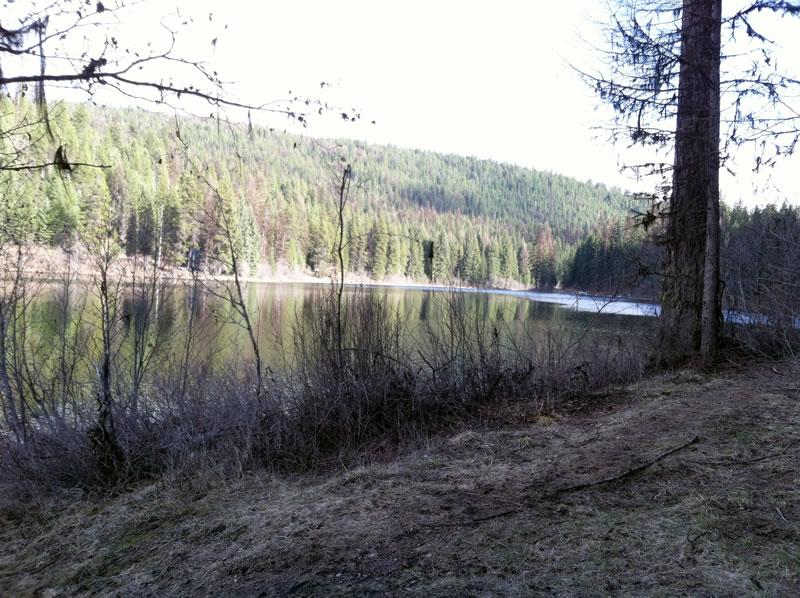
[0,257,648,505]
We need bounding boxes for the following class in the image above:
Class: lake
[27,281,658,379]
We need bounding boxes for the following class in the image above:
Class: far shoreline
[13,245,660,317]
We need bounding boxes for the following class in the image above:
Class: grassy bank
[2,359,798,596]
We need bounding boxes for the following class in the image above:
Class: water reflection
[29,282,655,374]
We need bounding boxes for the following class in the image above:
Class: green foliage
[461,234,484,284]
[369,219,389,279]
[431,231,452,283]
[406,238,425,279]
[44,177,81,246]
[2,101,635,286]
[0,173,40,244]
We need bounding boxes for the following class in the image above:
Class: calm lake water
[30,282,658,375]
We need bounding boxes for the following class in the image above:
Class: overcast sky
[35,0,800,206]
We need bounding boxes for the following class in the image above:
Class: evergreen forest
[0,98,636,288]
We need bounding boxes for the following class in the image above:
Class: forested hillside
[0,97,634,286]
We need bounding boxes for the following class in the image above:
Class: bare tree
[334,164,353,369]
[176,153,266,400]
[0,0,357,479]
[126,252,163,415]
[209,183,266,400]
[0,0,336,174]
[0,243,29,440]
[51,248,88,422]
[86,200,126,478]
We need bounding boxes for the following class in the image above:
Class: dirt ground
[2,360,799,596]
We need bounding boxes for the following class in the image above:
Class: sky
[17,0,800,206]
[176,0,632,187]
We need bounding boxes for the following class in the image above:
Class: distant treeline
[563,203,800,308]
[0,98,636,287]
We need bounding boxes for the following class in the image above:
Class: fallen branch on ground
[682,440,797,466]
[413,435,702,530]
[421,508,521,530]
[553,435,700,495]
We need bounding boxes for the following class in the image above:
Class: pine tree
[386,226,408,276]
[406,238,425,280]
[463,233,483,284]
[501,238,519,281]
[485,241,500,284]
[285,237,305,269]
[369,220,389,279]
[431,231,452,283]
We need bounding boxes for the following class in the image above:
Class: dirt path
[2,361,799,596]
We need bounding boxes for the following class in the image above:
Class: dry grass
[2,360,799,596]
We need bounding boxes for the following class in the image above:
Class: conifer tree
[406,239,425,280]
[369,220,389,279]
[431,231,452,283]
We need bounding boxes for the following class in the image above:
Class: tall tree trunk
[700,0,722,364]
[659,0,722,363]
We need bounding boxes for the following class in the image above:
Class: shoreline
[11,245,659,316]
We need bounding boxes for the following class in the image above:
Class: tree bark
[700,0,722,364]
[659,0,722,363]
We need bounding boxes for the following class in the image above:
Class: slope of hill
[0,98,633,286]
[2,360,798,595]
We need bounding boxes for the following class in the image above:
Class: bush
[0,280,648,504]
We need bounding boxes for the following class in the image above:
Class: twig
[682,440,797,466]
[424,508,521,529]
[553,435,700,495]
[417,436,700,528]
